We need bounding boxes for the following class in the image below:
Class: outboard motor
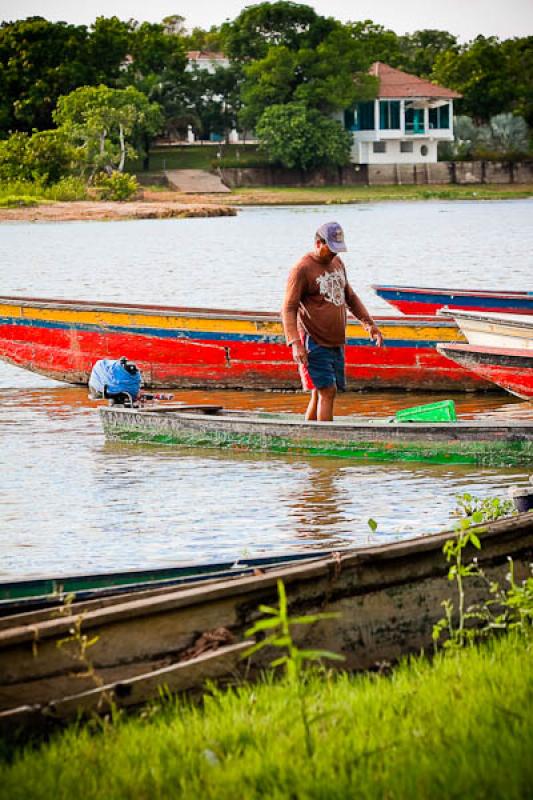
[89,357,142,406]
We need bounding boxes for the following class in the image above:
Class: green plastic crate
[394,399,457,423]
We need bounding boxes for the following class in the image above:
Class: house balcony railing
[405,122,425,135]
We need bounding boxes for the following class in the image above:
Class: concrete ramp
[165,169,231,193]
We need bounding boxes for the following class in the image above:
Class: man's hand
[291,342,307,365]
[369,324,384,348]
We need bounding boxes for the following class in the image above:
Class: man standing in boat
[282,222,384,421]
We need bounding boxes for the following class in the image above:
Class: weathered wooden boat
[99,405,533,466]
[439,310,533,350]
[437,344,533,400]
[1,511,532,732]
[0,294,492,391]
[0,552,329,618]
[373,285,533,316]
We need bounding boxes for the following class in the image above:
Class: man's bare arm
[345,283,384,347]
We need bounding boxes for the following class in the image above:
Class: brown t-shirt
[282,253,375,347]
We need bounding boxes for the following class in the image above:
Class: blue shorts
[301,334,346,391]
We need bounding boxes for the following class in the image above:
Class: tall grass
[0,177,88,206]
[1,632,531,800]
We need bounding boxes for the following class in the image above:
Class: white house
[186,51,230,74]
[340,62,461,164]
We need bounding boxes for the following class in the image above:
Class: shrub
[448,113,532,161]
[45,176,88,201]
[0,130,78,184]
[93,171,139,201]
[0,133,31,181]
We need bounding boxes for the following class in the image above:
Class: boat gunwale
[372,285,533,300]
[100,406,533,433]
[0,295,458,328]
[439,308,533,330]
[0,551,331,595]
[1,512,532,649]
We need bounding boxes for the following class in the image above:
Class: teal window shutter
[379,101,400,130]
[355,101,375,130]
[344,109,355,130]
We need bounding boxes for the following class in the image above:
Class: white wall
[352,138,439,164]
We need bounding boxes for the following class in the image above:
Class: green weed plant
[244,578,344,759]
[433,492,532,649]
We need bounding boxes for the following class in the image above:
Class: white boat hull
[439,310,533,350]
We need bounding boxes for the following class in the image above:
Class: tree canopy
[239,22,378,130]
[0,10,530,169]
[220,1,336,61]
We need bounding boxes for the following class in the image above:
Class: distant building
[338,62,461,164]
[186,51,230,74]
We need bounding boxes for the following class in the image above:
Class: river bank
[0,184,532,222]
[1,633,531,799]
[0,199,236,223]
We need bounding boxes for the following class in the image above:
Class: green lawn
[2,633,532,800]
[226,183,533,204]
[131,144,262,172]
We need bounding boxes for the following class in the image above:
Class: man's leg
[316,384,337,421]
[305,390,318,421]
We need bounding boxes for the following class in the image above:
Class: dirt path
[0,199,236,223]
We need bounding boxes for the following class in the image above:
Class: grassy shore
[1,633,531,800]
[219,183,533,205]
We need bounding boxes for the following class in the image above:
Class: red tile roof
[187,51,226,60]
[370,62,461,99]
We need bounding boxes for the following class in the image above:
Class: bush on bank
[0,177,89,206]
[1,632,531,800]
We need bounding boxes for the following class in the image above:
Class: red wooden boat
[0,294,493,391]
[373,285,533,316]
[437,343,533,400]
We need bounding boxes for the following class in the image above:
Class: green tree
[0,17,92,134]
[256,102,352,169]
[162,15,187,36]
[86,16,132,85]
[54,85,162,177]
[221,1,335,61]
[184,25,225,52]
[118,20,187,165]
[345,20,403,67]
[501,36,533,126]
[399,29,458,77]
[185,63,244,140]
[125,21,186,80]
[239,23,377,130]
[432,35,533,124]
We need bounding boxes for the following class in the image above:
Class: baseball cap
[315,221,347,253]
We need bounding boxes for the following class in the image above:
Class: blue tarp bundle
[89,358,142,398]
